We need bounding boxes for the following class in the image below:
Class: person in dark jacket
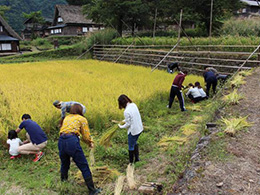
[167,71,188,111]
[203,68,218,96]
[167,62,180,74]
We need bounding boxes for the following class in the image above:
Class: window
[51,28,62,34]
[58,17,63,22]
[0,26,3,32]
[242,8,246,13]
[82,27,88,32]
[51,30,54,34]
[0,43,12,50]
[89,27,93,32]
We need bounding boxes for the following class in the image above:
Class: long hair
[70,104,84,116]
[118,94,132,109]
[8,130,18,140]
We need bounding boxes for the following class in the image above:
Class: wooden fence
[93,44,260,74]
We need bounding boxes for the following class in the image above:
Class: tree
[83,0,151,36]
[66,0,90,5]
[23,11,45,39]
[0,5,10,19]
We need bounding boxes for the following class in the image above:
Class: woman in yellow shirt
[58,104,100,195]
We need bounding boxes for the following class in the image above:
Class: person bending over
[168,70,188,111]
[203,68,217,96]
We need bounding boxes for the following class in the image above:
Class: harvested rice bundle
[114,175,126,195]
[222,89,243,105]
[221,116,252,136]
[99,124,119,147]
[126,164,136,190]
[238,70,253,77]
[186,104,203,112]
[180,123,199,136]
[230,75,245,88]
[192,116,204,124]
[89,148,95,166]
[75,166,121,185]
[158,136,187,147]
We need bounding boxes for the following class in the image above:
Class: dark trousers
[188,94,202,103]
[206,79,217,96]
[58,135,92,180]
[168,86,185,111]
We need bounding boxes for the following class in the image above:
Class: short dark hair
[195,81,202,88]
[21,114,31,120]
[188,83,194,87]
[8,130,18,140]
[70,104,84,116]
[183,70,188,75]
[118,94,132,109]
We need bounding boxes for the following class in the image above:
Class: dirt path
[172,68,260,194]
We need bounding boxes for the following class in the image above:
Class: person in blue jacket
[203,67,218,96]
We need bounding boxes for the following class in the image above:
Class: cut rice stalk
[99,124,119,147]
[238,70,253,77]
[114,175,126,195]
[89,148,95,166]
[230,75,245,88]
[221,116,252,136]
[222,89,243,105]
[180,123,199,136]
[192,116,204,124]
[158,136,187,147]
[186,105,203,112]
[126,164,136,190]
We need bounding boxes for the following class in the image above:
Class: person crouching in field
[58,104,100,195]
[167,70,188,111]
[195,82,208,100]
[186,83,202,103]
[117,94,143,164]
[7,130,23,159]
[16,114,47,162]
[53,100,86,127]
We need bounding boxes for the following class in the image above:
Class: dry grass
[158,136,187,147]
[186,104,203,112]
[221,116,252,136]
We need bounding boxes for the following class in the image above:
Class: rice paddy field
[0,59,212,194]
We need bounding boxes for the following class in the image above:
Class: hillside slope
[0,0,67,33]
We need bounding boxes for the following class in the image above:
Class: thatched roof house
[49,5,103,36]
[0,15,21,52]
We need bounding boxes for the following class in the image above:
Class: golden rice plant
[222,89,243,105]
[99,124,119,147]
[221,116,252,136]
[126,164,136,190]
[0,60,204,141]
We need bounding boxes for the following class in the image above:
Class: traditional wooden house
[238,0,260,16]
[0,15,21,53]
[49,5,103,36]
[21,17,52,40]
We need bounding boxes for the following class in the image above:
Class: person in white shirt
[195,82,208,100]
[186,83,203,103]
[117,94,143,163]
[6,130,23,159]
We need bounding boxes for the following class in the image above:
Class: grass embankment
[0,59,221,194]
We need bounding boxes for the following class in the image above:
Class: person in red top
[167,71,188,111]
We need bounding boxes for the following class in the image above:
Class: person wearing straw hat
[53,100,86,127]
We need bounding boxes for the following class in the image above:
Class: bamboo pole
[151,40,181,72]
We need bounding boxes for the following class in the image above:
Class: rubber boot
[61,172,68,181]
[85,176,100,195]
[128,150,134,163]
[134,144,140,162]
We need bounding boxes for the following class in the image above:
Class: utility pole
[153,8,158,44]
[209,0,214,39]
[178,9,183,41]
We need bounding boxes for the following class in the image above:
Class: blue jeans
[128,133,141,151]
[58,135,92,179]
